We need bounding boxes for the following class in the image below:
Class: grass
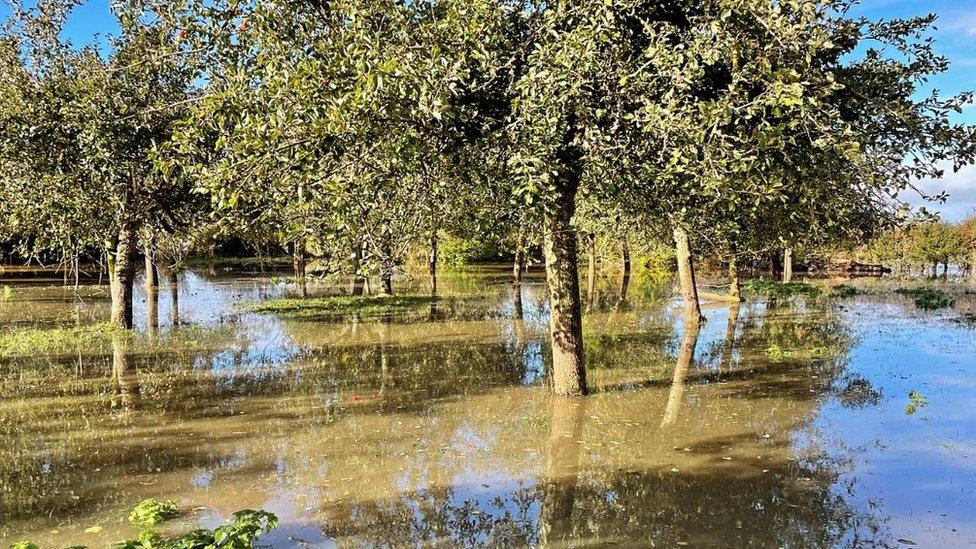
[0,323,127,358]
[247,294,437,321]
[895,287,956,310]
[185,255,291,269]
[829,284,858,298]
[743,279,821,297]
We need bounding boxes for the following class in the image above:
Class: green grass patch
[0,323,127,358]
[829,284,858,298]
[185,255,291,269]
[895,287,955,310]
[247,294,437,321]
[743,279,821,297]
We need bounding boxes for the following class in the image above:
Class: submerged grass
[895,287,956,310]
[829,284,859,298]
[247,294,437,321]
[744,279,822,297]
[0,323,127,358]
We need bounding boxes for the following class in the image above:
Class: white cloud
[902,163,976,222]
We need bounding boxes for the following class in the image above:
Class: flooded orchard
[1,267,975,548]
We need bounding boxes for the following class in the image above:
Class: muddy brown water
[1,268,975,547]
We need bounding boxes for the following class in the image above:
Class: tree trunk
[782,247,793,283]
[111,335,139,410]
[144,243,158,288]
[146,283,159,340]
[673,226,703,323]
[168,269,180,326]
[729,243,743,302]
[943,260,949,280]
[586,234,597,311]
[293,241,307,298]
[619,237,631,303]
[514,285,524,320]
[514,248,525,288]
[931,261,938,279]
[543,184,587,396]
[429,230,438,296]
[350,240,365,296]
[144,242,158,338]
[379,233,394,296]
[381,268,394,296]
[110,223,137,329]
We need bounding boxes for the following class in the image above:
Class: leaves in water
[905,391,929,416]
[129,499,181,526]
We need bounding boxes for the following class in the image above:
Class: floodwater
[1,267,975,547]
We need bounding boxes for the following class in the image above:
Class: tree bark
[144,242,158,338]
[673,226,703,323]
[586,234,597,311]
[350,240,365,296]
[146,284,159,340]
[381,268,394,296]
[144,243,158,288]
[379,234,394,296]
[729,243,743,302]
[110,222,137,329]
[782,247,793,283]
[619,237,631,303]
[513,248,525,288]
[429,230,438,296]
[544,184,587,396]
[168,268,180,326]
[293,240,307,298]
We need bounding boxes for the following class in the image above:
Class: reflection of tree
[314,396,888,548]
[661,315,702,427]
[735,302,855,381]
[1,283,886,545]
[540,397,587,546]
[111,335,139,412]
[719,303,740,371]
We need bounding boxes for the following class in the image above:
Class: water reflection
[661,314,702,427]
[1,271,975,547]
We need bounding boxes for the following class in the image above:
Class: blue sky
[2,0,974,220]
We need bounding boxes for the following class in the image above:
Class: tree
[0,0,195,328]
[161,0,517,297]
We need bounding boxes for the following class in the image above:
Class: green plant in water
[129,499,181,526]
[14,502,277,549]
[765,344,786,359]
[895,288,955,310]
[1,285,13,301]
[247,295,437,321]
[744,279,821,297]
[0,323,128,358]
[905,391,929,415]
[830,284,858,298]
